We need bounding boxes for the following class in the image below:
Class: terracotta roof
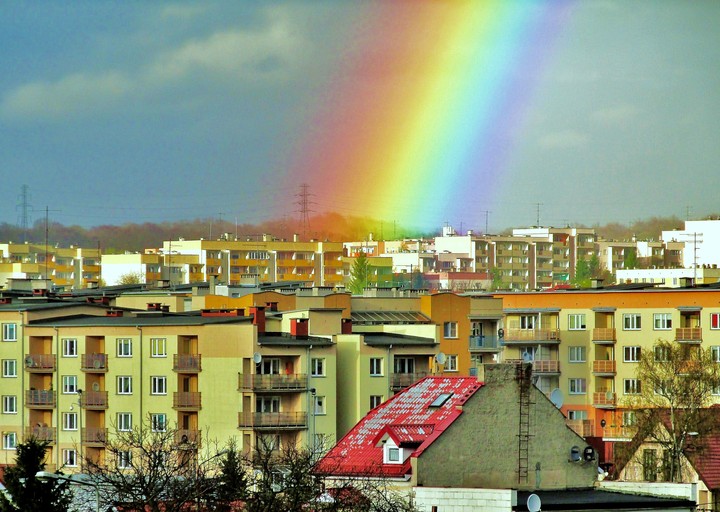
[316,376,482,478]
[687,432,720,490]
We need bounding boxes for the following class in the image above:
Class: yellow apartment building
[0,243,101,290]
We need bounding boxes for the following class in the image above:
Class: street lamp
[35,471,99,512]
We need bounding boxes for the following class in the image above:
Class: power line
[295,183,314,241]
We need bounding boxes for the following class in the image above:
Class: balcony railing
[592,360,617,375]
[82,427,108,445]
[675,328,702,343]
[601,425,637,440]
[240,373,307,392]
[503,329,560,343]
[24,354,56,372]
[176,429,201,447]
[173,392,202,411]
[26,425,56,443]
[81,391,109,410]
[532,360,560,374]
[469,335,500,351]
[391,372,429,390]
[173,354,202,373]
[26,390,56,408]
[566,419,594,438]
[81,353,108,372]
[238,411,308,430]
[593,390,617,408]
[592,328,616,343]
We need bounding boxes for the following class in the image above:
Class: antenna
[295,183,314,241]
[549,388,564,409]
[534,202,543,227]
[16,184,32,242]
[253,352,263,364]
[434,352,446,365]
[527,493,542,512]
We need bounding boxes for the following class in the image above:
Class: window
[314,395,326,415]
[2,432,17,450]
[63,449,78,467]
[568,378,586,395]
[62,375,78,394]
[257,358,280,375]
[311,358,325,377]
[117,338,132,357]
[655,346,670,362]
[1,323,17,342]
[655,379,671,395]
[712,346,720,363]
[624,346,642,362]
[62,338,78,357]
[2,396,17,414]
[2,360,17,378]
[623,411,637,427]
[256,396,280,413]
[394,357,415,374]
[117,412,132,431]
[151,413,167,432]
[370,358,383,377]
[446,355,458,372]
[388,447,400,462]
[150,338,166,357]
[567,410,588,420]
[712,313,720,330]
[118,450,132,469]
[443,322,458,339]
[624,379,642,395]
[643,449,657,481]
[653,313,672,330]
[623,314,642,330]
[568,314,586,330]
[62,412,78,431]
[151,376,167,395]
[569,346,586,363]
[520,315,536,330]
[117,376,133,395]
[370,395,383,409]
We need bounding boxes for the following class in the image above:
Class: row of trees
[0,425,417,512]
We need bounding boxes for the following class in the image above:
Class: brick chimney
[341,318,353,334]
[291,318,309,338]
[249,306,266,334]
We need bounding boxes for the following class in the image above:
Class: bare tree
[619,340,720,482]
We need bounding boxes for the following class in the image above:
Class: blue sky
[1,1,719,234]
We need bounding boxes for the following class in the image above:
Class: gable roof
[316,376,482,478]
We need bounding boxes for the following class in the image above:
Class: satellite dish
[434,352,446,365]
[549,388,564,409]
[522,350,532,363]
[527,493,542,512]
[93,359,102,369]
[92,382,100,392]
[25,356,33,367]
[569,446,582,462]
[605,390,614,400]
[253,352,263,364]
[181,434,189,443]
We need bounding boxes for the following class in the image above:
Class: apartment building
[101,251,204,286]
[0,243,101,290]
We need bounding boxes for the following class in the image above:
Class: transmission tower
[16,184,32,242]
[295,183,314,241]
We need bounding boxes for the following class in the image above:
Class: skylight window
[429,393,452,408]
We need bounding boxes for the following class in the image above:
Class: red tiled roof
[316,376,482,478]
[687,432,720,490]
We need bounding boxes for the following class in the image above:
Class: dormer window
[388,447,400,462]
[382,438,404,464]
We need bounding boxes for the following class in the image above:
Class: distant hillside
[0,213,706,252]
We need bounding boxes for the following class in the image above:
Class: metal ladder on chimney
[517,363,533,484]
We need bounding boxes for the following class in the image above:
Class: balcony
[173,354,202,373]
[24,354,56,372]
[592,360,617,376]
[26,425,56,443]
[26,390,56,409]
[593,390,617,409]
[566,419,594,438]
[238,411,308,430]
[532,360,560,374]
[601,425,637,440]
[240,373,307,392]
[391,372,429,391]
[82,427,108,446]
[503,329,560,344]
[81,353,108,372]
[675,328,702,344]
[81,391,109,410]
[592,328,616,344]
[173,392,202,411]
[469,335,501,352]
[176,429,201,447]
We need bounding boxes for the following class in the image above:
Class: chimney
[249,306,266,334]
[341,318,352,334]
[147,302,162,311]
[290,318,309,338]
[0,297,12,305]
[106,310,124,317]
[265,301,278,312]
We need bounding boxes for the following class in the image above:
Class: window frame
[118,450,132,469]
[311,358,325,377]
[443,321,458,339]
[117,338,133,357]
[314,395,326,416]
[62,375,78,394]
[568,314,587,331]
[2,432,17,450]
[63,449,78,467]
[117,376,133,395]
[711,313,720,330]
[370,357,383,377]
[370,395,383,409]
[62,338,78,357]
[445,355,458,372]
[2,396,17,414]
[62,412,78,431]
[624,378,642,395]
[623,313,642,331]
[568,346,586,363]
[151,413,167,432]
[568,378,587,395]
[150,338,167,358]
[1,323,17,342]
[150,376,167,395]
[624,346,642,363]
[653,313,673,330]
[567,410,588,420]
[117,412,132,432]
[2,359,17,378]
[712,346,720,363]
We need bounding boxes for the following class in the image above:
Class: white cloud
[538,130,589,149]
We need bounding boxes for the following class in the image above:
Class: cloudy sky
[1,1,718,234]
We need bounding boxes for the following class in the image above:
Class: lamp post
[35,471,99,512]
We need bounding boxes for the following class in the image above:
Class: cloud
[1,7,306,121]
[537,130,589,149]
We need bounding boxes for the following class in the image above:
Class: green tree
[488,267,503,291]
[215,441,247,511]
[347,253,370,295]
[624,248,638,269]
[117,271,144,285]
[572,258,592,288]
[0,438,73,512]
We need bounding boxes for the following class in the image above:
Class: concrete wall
[416,364,597,491]
[414,487,514,512]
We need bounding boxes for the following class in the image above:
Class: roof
[515,489,694,511]
[686,430,720,490]
[258,333,333,347]
[362,333,436,347]
[351,310,430,325]
[28,313,251,327]
[316,376,482,478]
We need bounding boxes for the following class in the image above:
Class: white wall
[414,487,515,512]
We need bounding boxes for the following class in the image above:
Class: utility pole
[692,232,703,285]
[43,206,61,284]
[16,184,32,242]
[295,183,314,241]
[534,203,543,227]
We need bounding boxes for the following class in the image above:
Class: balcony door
[256,396,280,413]
[394,357,415,374]
[257,358,281,375]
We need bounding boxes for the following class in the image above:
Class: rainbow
[287,1,573,232]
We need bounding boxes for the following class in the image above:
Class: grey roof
[258,333,333,347]
[503,307,561,314]
[515,489,694,511]
[351,310,430,324]
[363,333,436,347]
[29,313,251,327]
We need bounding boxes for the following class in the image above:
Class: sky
[1,1,718,235]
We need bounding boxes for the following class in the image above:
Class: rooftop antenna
[534,203,543,227]
[480,210,491,235]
